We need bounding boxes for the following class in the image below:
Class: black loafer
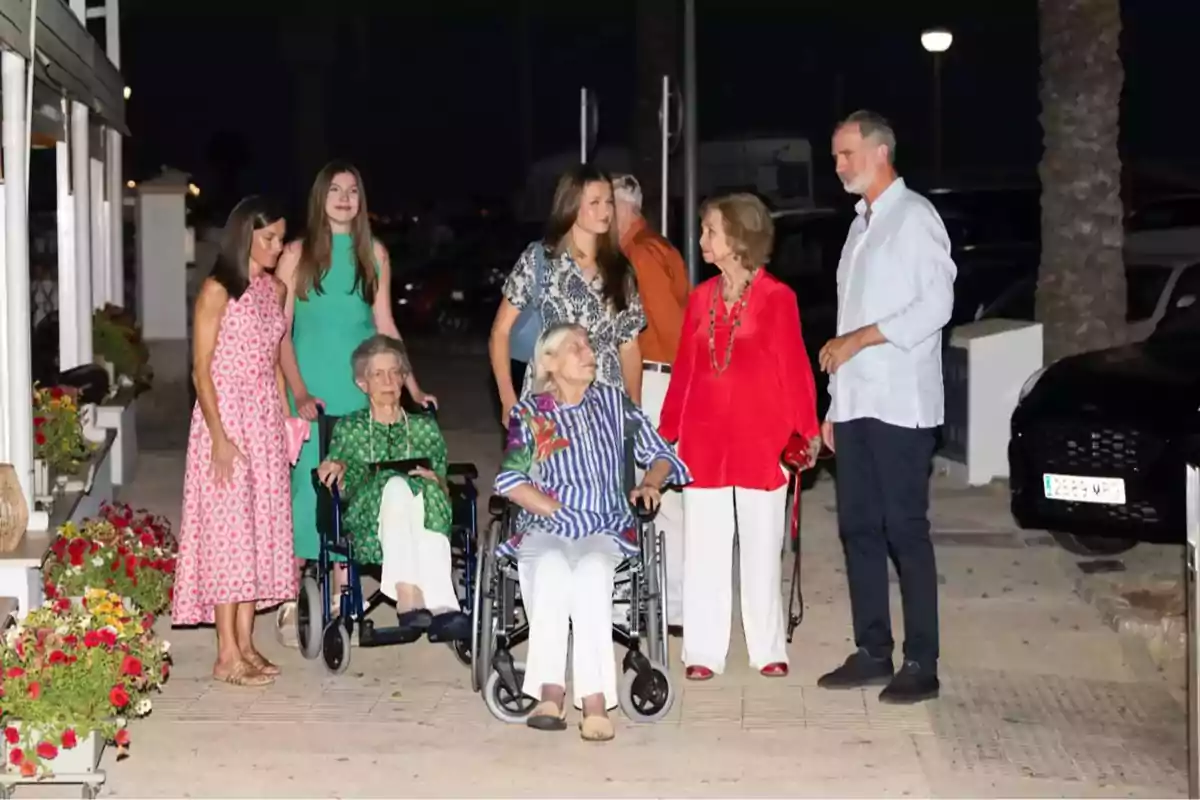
[426,611,471,643]
[817,648,894,690]
[879,661,940,704]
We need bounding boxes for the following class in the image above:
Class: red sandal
[760,662,789,678]
[686,665,714,681]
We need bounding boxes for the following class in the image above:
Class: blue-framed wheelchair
[469,429,675,724]
[294,404,480,675]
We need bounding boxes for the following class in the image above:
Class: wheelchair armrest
[447,462,478,480]
[488,495,510,516]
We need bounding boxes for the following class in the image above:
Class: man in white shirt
[816,110,956,704]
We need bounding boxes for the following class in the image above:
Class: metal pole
[932,53,943,185]
[3,48,33,506]
[72,100,93,364]
[580,87,588,164]
[683,0,698,285]
[659,74,669,234]
[1188,462,1200,798]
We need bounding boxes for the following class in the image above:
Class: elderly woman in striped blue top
[495,322,690,742]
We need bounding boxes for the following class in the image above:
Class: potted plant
[42,504,177,616]
[92,305,152,395]
[0,589,170,778]
[31,384,92,492]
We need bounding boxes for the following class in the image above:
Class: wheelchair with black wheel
[294,403,481,675]
[469,440,675,725]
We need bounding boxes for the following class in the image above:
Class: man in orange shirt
[614,173,690,633]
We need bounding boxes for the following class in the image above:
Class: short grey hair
[612,174,643,210]
[837,109,897,165]
[351,334,412,381]
[531,322,587,394]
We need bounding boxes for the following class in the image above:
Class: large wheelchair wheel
[297,576,323,661]
[470,518,501,693]
[483,660,537,724]
[618,658,675,723]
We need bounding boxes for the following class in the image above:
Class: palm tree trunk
[632,0,679,234]
[1036,0,1126,362]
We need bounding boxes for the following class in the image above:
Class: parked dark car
[1007,274,1200,556]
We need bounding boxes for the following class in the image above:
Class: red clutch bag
[782,432,815,472]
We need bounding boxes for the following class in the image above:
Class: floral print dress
[326,408,452,564]
[493,383,690,558]
[503,242,648,392]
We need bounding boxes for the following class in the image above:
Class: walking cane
[786,465,804,643]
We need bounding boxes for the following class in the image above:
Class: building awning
[0,0,127,136]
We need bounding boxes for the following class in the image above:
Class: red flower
[34,432,46,446]
[4,667,24,679]
[19,761,35,778]
[32,416,45,428]
[109,685,129,708]
[8,747,21,765]
[27,682,40,700]
[62,634,77,648]
[61,729,77,749]
[83,631,101,648]
[47,649,67,665]
[139,533,156,548]
[142,614,156,630]
[161,662,171,679]
[35,742,57,760]
[119,655,143,677]
[113,728,130,747]
[4,728,18,745]
[54,597,70,613]
[49,387,64,399]
[98,629,117,648]
[43,581,58,599]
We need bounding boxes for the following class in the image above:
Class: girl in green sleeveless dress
[275,161,436,644]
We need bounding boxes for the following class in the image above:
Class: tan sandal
[275,602,298,649]
[213,661,274,688]
[579,715,615,742]
[244,653,281,677]
[526,700,567,731]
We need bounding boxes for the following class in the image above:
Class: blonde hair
[531,322,587,394]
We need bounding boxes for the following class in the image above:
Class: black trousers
[833,418,939,669]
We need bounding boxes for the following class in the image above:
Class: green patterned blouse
[326,407,452,565]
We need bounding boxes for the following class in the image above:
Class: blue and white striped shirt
[494,383,691,558]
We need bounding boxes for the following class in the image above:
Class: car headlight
[1018,366,1048,401]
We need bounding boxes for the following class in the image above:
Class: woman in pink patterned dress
[173,196,298,687]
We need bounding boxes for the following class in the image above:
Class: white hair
[531,322,587,394]
[612,174,643,210]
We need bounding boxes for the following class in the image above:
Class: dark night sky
[114,1,1198,215]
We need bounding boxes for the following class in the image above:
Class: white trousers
[682,484,789,673]
[639,365,684,626]
[377,477,459,613]
[518,532,621,709]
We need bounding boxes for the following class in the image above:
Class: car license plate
[1042,473,1127,505]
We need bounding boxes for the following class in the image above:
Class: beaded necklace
[707,274,753,375]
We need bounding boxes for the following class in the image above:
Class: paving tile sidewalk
[91,347,1188,798]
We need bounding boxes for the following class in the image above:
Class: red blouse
[659,270,819,491]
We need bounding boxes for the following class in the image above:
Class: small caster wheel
[482,661,537,724]
[322,618,351,675]
[618,659,675,723]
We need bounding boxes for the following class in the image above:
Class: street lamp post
[921,28,952,185]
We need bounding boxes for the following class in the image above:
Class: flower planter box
[93,390,139,487]
[2,724,104,776]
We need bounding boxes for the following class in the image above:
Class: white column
[90,155,106,309]
[107,131,123,307]
[3,49,33,504]
[55,138,79,369]
[71,101,92,365]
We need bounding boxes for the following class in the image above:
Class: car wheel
[1049,530,1137,557]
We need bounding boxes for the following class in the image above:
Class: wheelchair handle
[632,495,658,521]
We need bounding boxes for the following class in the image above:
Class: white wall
[136,194,187,341]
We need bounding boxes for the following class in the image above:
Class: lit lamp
[920,28,952,184]
[123,86,131,100]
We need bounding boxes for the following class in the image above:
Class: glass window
[1126,265,1174,322]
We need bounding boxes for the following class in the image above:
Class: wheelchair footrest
[358,621,424,647]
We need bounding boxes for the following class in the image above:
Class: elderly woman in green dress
[315,334,469,641]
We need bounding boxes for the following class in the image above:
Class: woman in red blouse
[659,193,820,681]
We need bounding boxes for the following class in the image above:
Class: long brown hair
[543,164,633,313]
[295,160,378,303]
[209,196,285,301]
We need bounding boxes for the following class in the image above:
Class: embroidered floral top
[327,408,452,564]
[503,242,648,392]
[493,383,690,558]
